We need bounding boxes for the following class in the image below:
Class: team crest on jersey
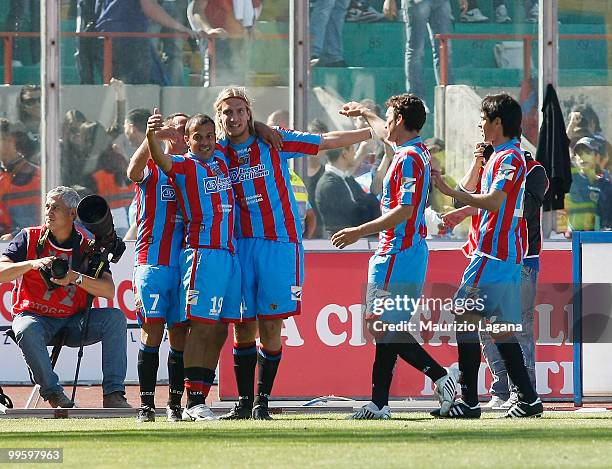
[291,286,302,301]
[401,177,416,193]
[187,289,199,305]
[497,163,516,181]
[160,184,176,201]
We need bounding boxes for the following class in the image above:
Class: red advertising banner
[218,249,574,400]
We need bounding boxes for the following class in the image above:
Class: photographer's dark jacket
[4,225,91,318]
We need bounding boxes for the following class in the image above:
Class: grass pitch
[2,413,612,468]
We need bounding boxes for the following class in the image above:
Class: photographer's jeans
[480,265,538,400]
[11,308,127,401]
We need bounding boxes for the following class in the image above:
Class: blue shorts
[366,241,428,324]
[133,264,182,327]
[179,247,242,323]
[237,238,304,320]
[455,254,522,324]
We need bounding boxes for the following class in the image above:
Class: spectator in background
[15,85,41,163]
[566,104,611,167]
[113,108,152,163]
[565,137,612,233]
[383,0,452,110]
[315,145,380,237]
[81,0,197,85]
[459,1,538,23]
[149,0,190,85]
[188,0,262,86]
[425,138,456,215]
[290,169,317,239]
[5,0,40,67]
[0,119,41,237]
[306,118,329,238]
[310,0,351,67]
[80,122,134,237]
[60,110,88,188]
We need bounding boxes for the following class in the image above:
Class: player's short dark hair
[127,108,152,134]
[480,93,522,139]
[185,114,215,137]
[385,94,426,132]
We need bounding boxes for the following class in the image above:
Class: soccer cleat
[460,8,489,23]
[219,404,253,420]
[166,404,183,422]
[47,391,74,409]
[503,398,543,418]
[501,392,519,409]
[433,367,460,416]
[495,4,512,23]
[136,406,156,423]
[252,404,273,420]
[182,403,216,421]
[348,401,391,420]
[482,395,507,409]
[431,399,481,419]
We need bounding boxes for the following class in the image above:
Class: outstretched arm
[319,128,373,151]
[433,170,507,212]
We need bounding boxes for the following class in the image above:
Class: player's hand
[431,169,454,196]
[331,226,363,249]
[29,256,54,271]
[51,269,78,287]
[206,27,228,39]
[442,207,468,228]
[254,122,283,151]
[147,108,164,135]
[383,0,397,20]
[339,101,367,118]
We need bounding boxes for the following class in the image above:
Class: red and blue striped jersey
[167,152,234,252]
[376,136,430,256]
[134,160,184,267]
[219,129,321,243]
[474,139,527,263]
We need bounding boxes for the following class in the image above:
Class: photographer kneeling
[0,186,130,409]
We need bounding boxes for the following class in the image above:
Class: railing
[436,33,612,88]
[0,31,288,85]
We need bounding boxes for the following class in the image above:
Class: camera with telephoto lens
[77,195,126,274]
[39,257,70,290]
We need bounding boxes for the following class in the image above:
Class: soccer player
[214,87,374,420]
[146,109,240,421]
[127,112,190,422]
[431,93,543,418]
[331,94,459,420]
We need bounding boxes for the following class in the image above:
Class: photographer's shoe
[103,391,132,408]
[47,391,74,409]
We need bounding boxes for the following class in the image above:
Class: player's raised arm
[126,138,151,182]
[145,108,173,174]
[339,101,387,140]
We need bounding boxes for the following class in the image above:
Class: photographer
[0,186,129,409]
